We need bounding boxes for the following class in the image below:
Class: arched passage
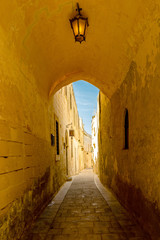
[0,0,160,239]
[49,71,107,98]
[0,0,156,99]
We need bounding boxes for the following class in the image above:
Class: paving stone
[47,228,63,235]
[26,169,149,240]
[25,233,46,240]
[65,217,81,222]
[99,216,115,222]
[39,210,57,219]
[76,221,94,228]
[60,222,77,228]
[77,227,93,234]
[54,217,66,222]
[128,238,149,240]
[102,234,126,240]
[31,219,52,233]
[109,227,124,233]
[46,234,102,240]
[80,215,99,221]
[93,227,110,234]
[61,228,79,234]
[51,222,61,229]
[81,208,95,214]
[94,221,111,228]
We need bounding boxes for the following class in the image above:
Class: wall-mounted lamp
[66,123,72,128]
[69,3,89,43]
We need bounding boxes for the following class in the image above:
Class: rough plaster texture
[0,0,160,239]
[98,16,160,239]
[0,47,83,240]
[0,60,86,239]
[50,84,84,178]
[1,0,159,98]
[83,131,92,169]
[0,48,53,239]
[0,29,55,239]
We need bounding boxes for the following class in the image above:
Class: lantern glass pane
[72,19,78,36]
[79,19,86,35]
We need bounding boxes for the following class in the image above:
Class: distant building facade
[49,83,91,184]
[92,93,100,173]
[83,130,92,168]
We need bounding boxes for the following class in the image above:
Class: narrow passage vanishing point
[26,169,150,240]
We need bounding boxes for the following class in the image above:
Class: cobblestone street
[26,169,149,240]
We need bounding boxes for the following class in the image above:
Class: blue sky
[72,80,99,135]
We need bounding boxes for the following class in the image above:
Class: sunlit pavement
[25,169,149,240]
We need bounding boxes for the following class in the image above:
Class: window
[51,134,55,146]
[124,109,129,149]
[56,121,59,155]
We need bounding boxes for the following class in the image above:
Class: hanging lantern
[69,3,89,43]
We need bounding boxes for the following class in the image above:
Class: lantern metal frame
[69,3,89,43]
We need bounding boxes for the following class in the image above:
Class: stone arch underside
[49,71,104,97]
[0,0,158,99]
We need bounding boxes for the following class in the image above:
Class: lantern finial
[76,3,82,15]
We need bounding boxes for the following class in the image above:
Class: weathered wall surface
[92,94,100,174]
[0,24,86,237]
[51,85,84,177]
[49,86,70,190]
[1,1,160,238]
[0,27,55,240]
[84,152,92,169]
[0,72,85,239]
[83,131,92,169]
[78,118,85,172]
[98,17,160,239]
[98,94,113,186]
[0,26,83,239]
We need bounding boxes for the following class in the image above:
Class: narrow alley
[26,169,148,240]
[1,1,160,239]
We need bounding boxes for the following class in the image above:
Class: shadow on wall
[98,58,160,239]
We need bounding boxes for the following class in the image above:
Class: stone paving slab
[24,169,150,240]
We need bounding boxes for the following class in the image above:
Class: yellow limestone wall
[83,131,92,169]
[0,28,84,239]
[1,1,160,239]
[0,27,55,240]
[98,17,160,239]
[49,84,84,182]
[0,29,84,238]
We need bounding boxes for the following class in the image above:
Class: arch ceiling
[0,0,158,98]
